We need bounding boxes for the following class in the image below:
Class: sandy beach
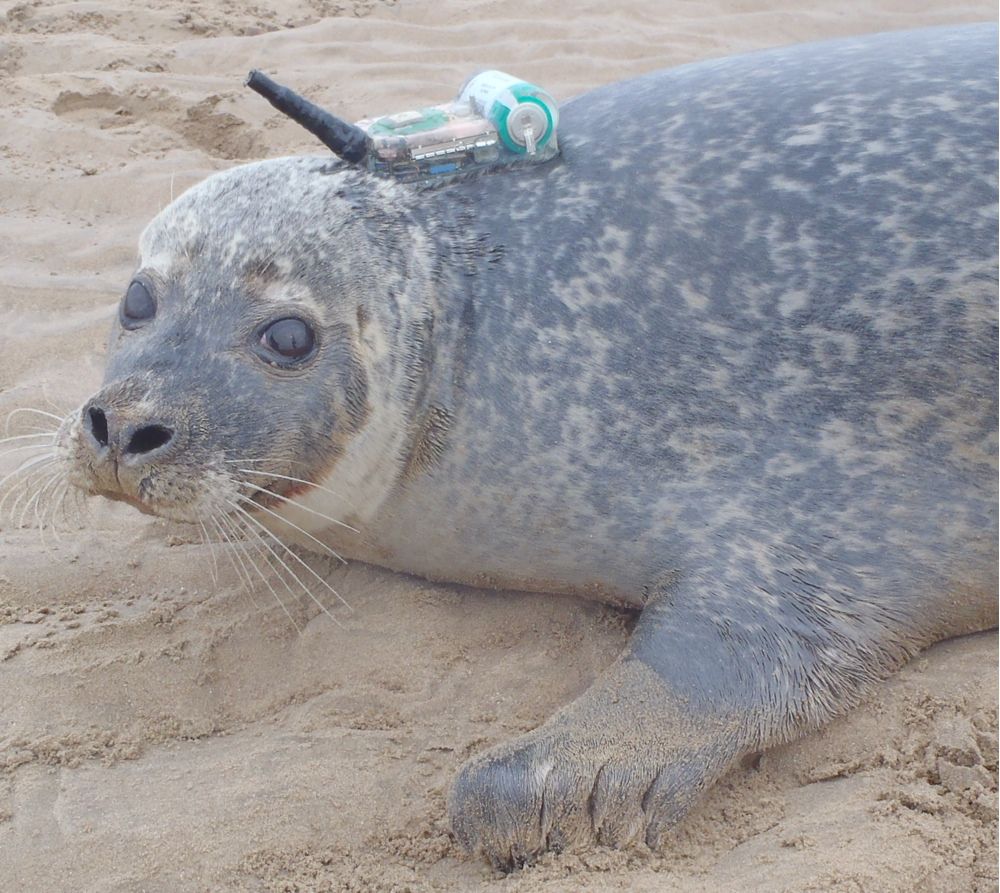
[0,1,996,890]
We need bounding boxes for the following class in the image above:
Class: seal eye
[120,280,156,328]
[259,317,315,362]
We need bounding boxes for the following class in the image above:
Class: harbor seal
[50,24,997,868]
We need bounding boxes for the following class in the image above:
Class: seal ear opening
[246,70,369,165]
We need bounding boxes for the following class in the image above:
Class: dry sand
[0,1,997,890]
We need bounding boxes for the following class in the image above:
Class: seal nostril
[125,424,174,456]
[88,407,109,447]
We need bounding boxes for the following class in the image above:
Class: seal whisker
[213,511,271,612]
[10,471,47,528]
[226,512,316,628]
[237,469,352,507]
[238,479,359,533]
[210,513,279,620]
[216,511,305,631]
[7,466,54,525]
[235,493,347,565]
[4,407,64,433]
[20,468,62,532]
[0,455,56,515]
[0,443,59,460]
[224,514,290,612]
[40,393,71,416]
[0,453,59,510]
[0,449,53,487]
[0,452,54,478]
[197,519,220,588]
[31,471,65,547]
[46,479,70,544]
[221,457,314,469]
[227,499,351,619]
[68,486,85,520]
[229,503,349,625]
[0,432,58,446]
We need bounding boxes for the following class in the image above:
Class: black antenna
[245,69,368,165]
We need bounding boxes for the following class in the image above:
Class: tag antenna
[245,70,368,164]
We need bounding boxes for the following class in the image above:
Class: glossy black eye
[120,280,156,327]
[259,317,315,362]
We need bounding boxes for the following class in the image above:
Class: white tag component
[458,70,559,155]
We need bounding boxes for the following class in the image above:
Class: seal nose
[123,423,175,457]
[86,405,110,450]
[82,403,176,460]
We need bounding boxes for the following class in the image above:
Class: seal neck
[306,193,460,533]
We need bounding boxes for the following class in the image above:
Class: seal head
[58,157,432,530]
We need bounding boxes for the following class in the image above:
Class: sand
[0,1,996,890]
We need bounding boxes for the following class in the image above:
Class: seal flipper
[448,564,926,868]
[447,602,748,868]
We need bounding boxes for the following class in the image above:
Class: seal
[50,23,998,868]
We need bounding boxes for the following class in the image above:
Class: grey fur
[60,24,997,868]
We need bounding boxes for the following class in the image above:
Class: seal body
[59,24,998,867]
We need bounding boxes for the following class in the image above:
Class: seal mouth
[83,478,213,523]
[72,446,316,524]
[243,486,284,514]
[91,485,160,516]
[227,467,358,547]
[240,475,308,510]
